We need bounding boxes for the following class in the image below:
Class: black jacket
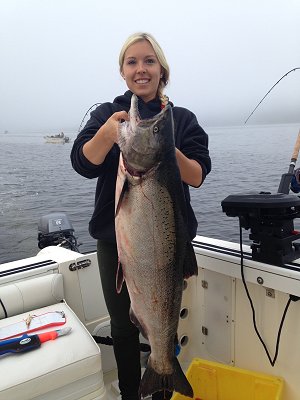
[71,90,211,242]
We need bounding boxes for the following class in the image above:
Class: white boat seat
[0,302,106,400]
[0,274,64,318]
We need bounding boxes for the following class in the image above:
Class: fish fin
[183,241,198,279]
[115,178,129,216]
[116,261,124,294]
[129,307,149,340]
[115,154,129,216]
[139,356,193,398]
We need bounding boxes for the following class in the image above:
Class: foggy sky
[0,0,299,133]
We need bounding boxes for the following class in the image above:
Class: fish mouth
[129,94,171,127]
[119,95,173,175]
[140,106,170,123]
[129,94,170,129]
[127,95,141,132]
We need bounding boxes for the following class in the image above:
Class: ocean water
[0,123,299,264]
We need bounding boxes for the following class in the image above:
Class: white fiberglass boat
[44,132,70,144]
[1,205,300,400]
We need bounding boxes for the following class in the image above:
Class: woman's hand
[83,111,129,165]
[101,111,129,145]
[175,148,203,187]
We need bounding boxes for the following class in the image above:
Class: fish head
[118,94,174,174]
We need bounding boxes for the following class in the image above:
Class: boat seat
[0,273,64,319]
[0,301,106,400]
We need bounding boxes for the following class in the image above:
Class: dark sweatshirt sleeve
[70,103,118,179]
[174,107,211,187]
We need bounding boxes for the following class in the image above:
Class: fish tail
[139,357,193,399]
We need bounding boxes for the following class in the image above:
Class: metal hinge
[69,259,91,271]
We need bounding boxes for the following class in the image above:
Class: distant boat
[44,132,70,144]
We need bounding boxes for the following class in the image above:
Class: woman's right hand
[100,111,129,145]
[83,110,129,166]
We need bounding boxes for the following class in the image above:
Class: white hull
[0,236,299,399]
[44,134,70,144]
[44,137,68,144]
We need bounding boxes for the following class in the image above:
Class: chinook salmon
[115,94,198,398]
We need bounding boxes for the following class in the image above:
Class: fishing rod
[244,67,300,124]
[78,103,102,132]
[278,129,300,194]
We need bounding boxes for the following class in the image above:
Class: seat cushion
[0,274,64,319]
[0,302,106,400]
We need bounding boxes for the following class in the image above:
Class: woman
[71,32,211,400]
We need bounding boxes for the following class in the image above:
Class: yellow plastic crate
[172,358,284,400]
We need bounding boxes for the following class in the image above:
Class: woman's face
[121,40,162,103]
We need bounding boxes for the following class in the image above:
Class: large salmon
[115,94,197,398]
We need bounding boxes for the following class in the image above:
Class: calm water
[1,123,299,264]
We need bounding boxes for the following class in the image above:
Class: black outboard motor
[38,212,79,252]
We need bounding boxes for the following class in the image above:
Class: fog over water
[0,0,300,134]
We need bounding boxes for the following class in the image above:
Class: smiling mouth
[135,79,150,84]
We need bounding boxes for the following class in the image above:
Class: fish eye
[153,126,159,133]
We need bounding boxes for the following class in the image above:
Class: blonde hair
[119,32,170,105]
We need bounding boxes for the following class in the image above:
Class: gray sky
[0,0,299,133]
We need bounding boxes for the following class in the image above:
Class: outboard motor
[38,212,79,251]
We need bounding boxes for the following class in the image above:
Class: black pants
[97,240,172,400]
[97,240,140,399]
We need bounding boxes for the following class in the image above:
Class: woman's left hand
[175,148,203,187]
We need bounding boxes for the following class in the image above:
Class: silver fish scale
[118,173,176,271]
[116,172,183,373]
